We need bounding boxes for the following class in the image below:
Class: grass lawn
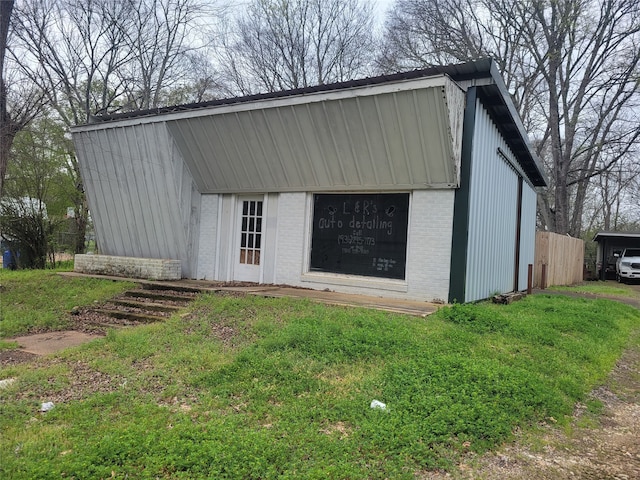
[550,281,640,301]
[1,271,639,479]
[0,268,135,338]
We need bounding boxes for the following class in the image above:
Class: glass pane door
[239,200,263,266]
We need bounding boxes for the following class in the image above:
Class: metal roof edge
[73,67,470,128]
[483,59,548,187]
[72,59,497,129]
[593,231,640,241]
[71,73,456,133]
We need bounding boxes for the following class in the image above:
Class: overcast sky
[374,0,393,26]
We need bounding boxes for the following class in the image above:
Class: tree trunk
[0,0,15,196]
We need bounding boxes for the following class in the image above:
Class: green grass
[0,269,134,337]
[1,271,639,478]
[550,281,640,300]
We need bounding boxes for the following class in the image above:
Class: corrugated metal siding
[73,123,200,277]
[465,100,519,302]
[518,182,538,289]
[165,81,464,193]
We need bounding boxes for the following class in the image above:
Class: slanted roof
[593,231,640,241]
[72,58,547,189]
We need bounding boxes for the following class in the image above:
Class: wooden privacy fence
[534,232,584,288]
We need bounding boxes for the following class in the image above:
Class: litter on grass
[370,399,387,410]
[0,378,16,389]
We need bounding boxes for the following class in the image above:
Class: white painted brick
[274,193,307,286]
[74,254,181,280]
[271,190,454,303]
[405,190,454,302]
[196,194,219,279]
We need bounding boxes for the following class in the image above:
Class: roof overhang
[71,58,547,190]
[593,231,640,242]
[73,75,466,193]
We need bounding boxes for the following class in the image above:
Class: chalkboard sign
[310,193,409,279]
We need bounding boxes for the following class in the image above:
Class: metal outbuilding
[71,58,547,303]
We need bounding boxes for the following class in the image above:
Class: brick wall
[274,190,454,303]
[196,194,219,279]
[74,254,181,280]
[405,189,454,302]
[274,192,307,285]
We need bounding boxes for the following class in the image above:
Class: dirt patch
[1,331,102,367]
[0,349,38,367]
[8,331,102,356]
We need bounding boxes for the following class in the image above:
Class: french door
[234,196,263,282]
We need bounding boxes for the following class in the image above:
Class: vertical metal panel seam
[373,96,397,185]
[195,118,229,190]
[289,106,320,186]
[252,109,292,186]
[233,112,265,188]
[411,90,432,184]
[98,129,127,254]
[304,103,333,185]
[337,99,364,186]
[207,117,245,189]
[121,126,146,256]
[392,92,414,185]
[274,107,306,186]
[144,123,174,258]
[354,96,380,185]
[320,101,348,185]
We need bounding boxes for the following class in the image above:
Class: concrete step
[93,309,166,323]
[122,290,195,303]
[109,298,181,312]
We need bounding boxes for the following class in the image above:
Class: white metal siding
[73,123,200,277]
[465,101,519,302]
[160,82,464,193]
[518,183,538,290]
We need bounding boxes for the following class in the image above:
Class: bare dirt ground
[2,283,639,479]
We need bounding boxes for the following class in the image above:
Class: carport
[593,231,640,280]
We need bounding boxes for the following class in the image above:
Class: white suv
[616,248,640,283]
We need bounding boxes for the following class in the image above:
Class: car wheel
[616,273,622,283]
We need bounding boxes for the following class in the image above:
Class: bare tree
[382,0,640,236]
[11,0,219,252]
[0,0,42,196]
[217,0,377,95]
[582,154,640,231]
[11,0,137,252]
[0,0,13,195]
[119,0,216,110]
[12,0,135,124]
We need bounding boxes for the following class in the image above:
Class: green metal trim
[448,87,477,303]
